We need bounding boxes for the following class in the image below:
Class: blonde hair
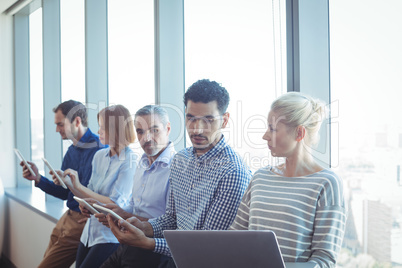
[97,105,136,150]
[271,92,327,146]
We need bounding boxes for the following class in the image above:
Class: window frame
[13,0,331,199]
[286,0,331,167]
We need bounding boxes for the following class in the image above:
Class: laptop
[164,230,286,268]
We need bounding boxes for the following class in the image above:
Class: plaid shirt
[149,136,252,256]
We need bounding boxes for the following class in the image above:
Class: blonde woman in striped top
[230,92,346,268]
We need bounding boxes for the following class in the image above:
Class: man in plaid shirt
[103,79,252,268]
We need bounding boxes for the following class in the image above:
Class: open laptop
[164,230,286,268]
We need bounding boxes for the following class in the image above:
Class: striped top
[230,166,346,268]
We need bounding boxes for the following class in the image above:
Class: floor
[0,257,15,268]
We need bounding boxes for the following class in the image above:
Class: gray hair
[134,105,170,127]
[271,92,327,146]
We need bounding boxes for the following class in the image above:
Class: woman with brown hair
[55,104,137,268]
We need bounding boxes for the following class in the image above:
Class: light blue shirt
[80,146,136,247]
[124,141,176,219]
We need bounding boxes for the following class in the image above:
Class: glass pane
[29,8,45,177]
[60,0,86,155]
[60,0,85,104]
[330,1,402,266]
[108,0,155,154]
[184,0,287,171]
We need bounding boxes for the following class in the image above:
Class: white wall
[0,11,17,188]
[3,198,56,268]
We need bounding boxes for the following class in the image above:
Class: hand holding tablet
[93,204,124,221]
[73,196,100,215]
[42,157,68,189]
[14,148,35,176]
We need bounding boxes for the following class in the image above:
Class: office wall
[3,198,56,267]
[0,11,17,188]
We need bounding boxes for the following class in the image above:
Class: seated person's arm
[308,180,346,268]
[107,215,155,250]
[202,170,249,230]
[95,203,149,227]
[107,180,177,253]
[21,161,41,184]
[229,182,252,230]
[22,161,70,200]
[308,205,346,267]
[62,168,113,204]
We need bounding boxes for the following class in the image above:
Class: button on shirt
[123,142,176,219]
[149,136,252,256]
[80,146,136,247]
[36,128,104,212]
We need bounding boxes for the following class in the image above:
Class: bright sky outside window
[60,0,85,104]
[29,8,45,178]
[60,0,86,155]
[108,0,155,155]
[184,0,286,171]
[330,0,402,266]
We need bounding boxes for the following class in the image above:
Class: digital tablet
[93,204,124,221]
[14,148,35,176]
[73,196,100,215]
[41,157,68,189]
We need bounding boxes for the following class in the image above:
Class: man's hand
[49,169,64,186]
[125,217,154,236]
[20,161,40,184]
[107,215,156,250]
[95,203,129,227]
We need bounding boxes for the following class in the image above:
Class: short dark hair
[184,79,230,114]
[53,100,88,127]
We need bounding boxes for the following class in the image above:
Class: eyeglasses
[185,114,223,124]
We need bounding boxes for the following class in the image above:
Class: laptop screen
[164,230,286,268]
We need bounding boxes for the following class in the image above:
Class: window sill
[4,187,68,224]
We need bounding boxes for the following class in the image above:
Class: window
[60,0,85,103]
[330,0,402,266]
[108,0,155,154]
[29,8,45,178]
[60,0,86,154]
[184,0,286,171]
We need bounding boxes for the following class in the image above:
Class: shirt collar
[192,135,227,162]
[103,146,131,160]
[140,141,175,168]
[75,128,92,147]
[75,128,105,149]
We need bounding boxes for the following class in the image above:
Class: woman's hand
[94,203,130,227]
[63,169,82,190]
[77,197,100,218]
[78,204,91,218]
